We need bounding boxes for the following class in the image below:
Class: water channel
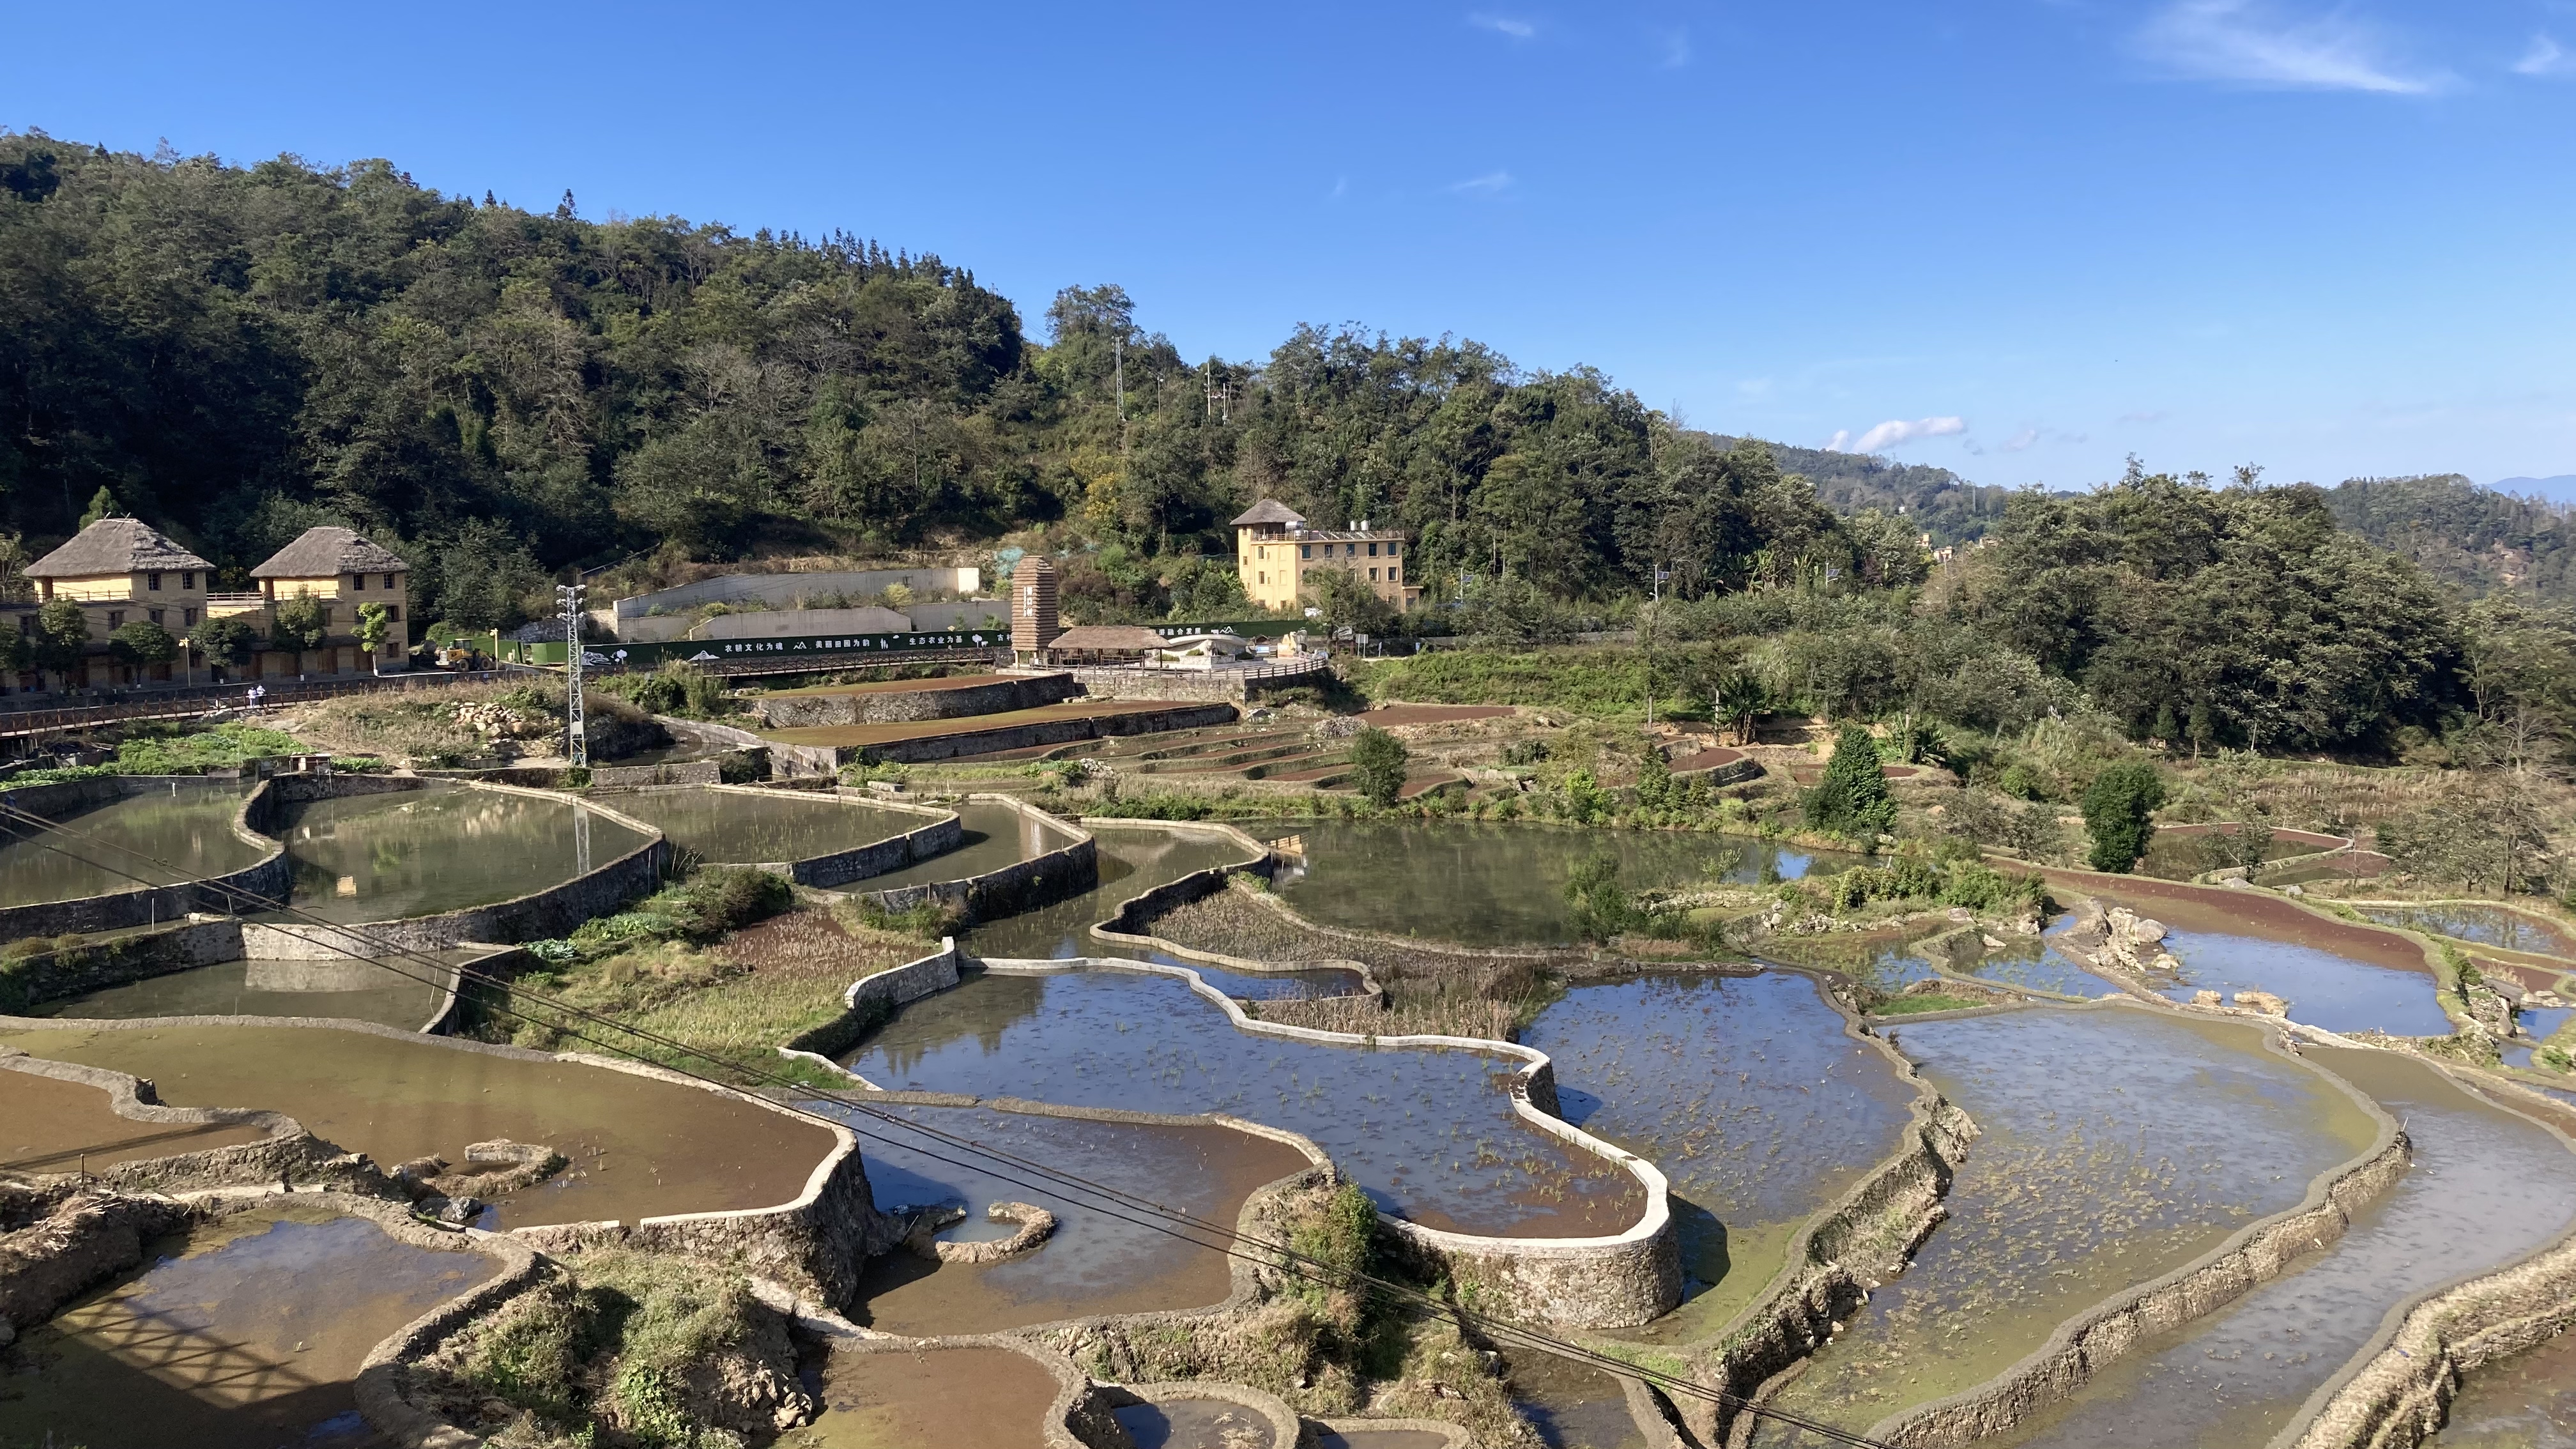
[0,780,263,906]
[276,783,656,923]
[1975,1048,2576,1449]
[840,966,1644,1238]
[1750,1008,2380,1442]
[2357,901,2576,958]
[1255,820,1869,947]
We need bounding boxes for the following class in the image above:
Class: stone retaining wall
[749,671,1077,728]
[1067,663,1323,702]
[780,700,1240,771]
[0,917,243,1012]
[590,759,723,787]
[1868,1038,2410,1448]
[0,776,292,940]
[668,783,963,888]
[776,937,963,1068]
[851,795,1098,923]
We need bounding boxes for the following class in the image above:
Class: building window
[107,611,123,629]
[183,608,198,625]
[148,609,164,625]
[386,606,399,622]
[147,571,163,591]
[382,573,396,589]
[1301,544,1312,559]
[352,573,366,590]
[183,571,195,588]
[1388,542,1400,558]
[1258,572,1267,586]
[1367,542,1379,556]
[1390,567,1401,583]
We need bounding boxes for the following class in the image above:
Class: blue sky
[10,1,2573,490]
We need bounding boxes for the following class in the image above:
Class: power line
[3,801,1897,1449]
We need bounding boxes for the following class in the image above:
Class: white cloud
[2515,34,2574,76]
[1469,13,1535,40]
[1446,171,1515,195]
[2136,1,2444,94]
[1824,416,1967,454]
[2002,427,2043,453]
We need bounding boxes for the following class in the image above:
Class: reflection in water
[792,1344,1059,1449]
[1988,1049,2576,1449]
[1752,1009,2377,1440]
[1257,820,1868,947]
[0,781,263,906]
[841,1103,1310,1334]
[1524,972,1915,1337]
[0,1204,495,1449]
[1506,1349,1648,1449]
[1967,919,2121,997]
[964,825,1255,959]
[26,952,468,1030]
[2358,903,2576,958]
[2150,929,2454,1036]
[843,967,1643,1238]
[1113,1398,1280,1449]
[278,783,653,922]
[602,786,920,864]
[855,801,1075,891]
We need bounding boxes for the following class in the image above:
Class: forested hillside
[2324,474,2576,604]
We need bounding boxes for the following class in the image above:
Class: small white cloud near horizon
[2002,427,2043,453]
[2136,0,2444,94]
[1470,12,1536,40]
[2515,34,2573,75]
[1823,416,1967,454]
[1447,170,1515,195]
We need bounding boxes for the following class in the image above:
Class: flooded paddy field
[789,1342,1062,1449]
[1521,971,1917,1340]
[1961,923,2123,998]
[1972,1047,2576,1449]
[602,785,924,864]
[1749,1009,2380,1442]
[1257,820,1868,947]
[841,967,1644,1238]
[3,1064,270,1176]
[2131,825,2332,882]
[965,824,1257,960]
[2426,1323,2576,1448]
[2357,901,2576,959]
[1505,1348,1650,1449]
[0,1023,836,1225]
[1315,1429,1460,1449]
[834,1101,1312,1334]
[1172,959,1366,999]
[1114,1395,1283,1448]
[846,799,1071,892]
[0,1197,498,1449]
[0,780,263,905]
[2080,880,2452,1036]
[24,949,477,1030]
[276,783,654,923]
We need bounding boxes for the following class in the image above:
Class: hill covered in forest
[2323,474,2576,604]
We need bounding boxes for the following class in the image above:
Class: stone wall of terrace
[749,671,1078,728]
[0,917,244,1011]
[850,795,1098,923]
[0,775,291,940]
[776,936,964,1068]
[0,1048,377,1196]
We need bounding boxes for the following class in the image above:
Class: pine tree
[78,486,120,530]
[1804,725,1894,839]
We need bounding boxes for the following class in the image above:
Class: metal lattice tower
[559,583,588,768]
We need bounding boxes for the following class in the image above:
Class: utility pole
[1644,564,1667,729]
[558,583,588,768]
[1114,334,1128,459]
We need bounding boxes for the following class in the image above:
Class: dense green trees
[1804,725,1894,839]
[1348,727,1410,808]
[2080,762,2167,873]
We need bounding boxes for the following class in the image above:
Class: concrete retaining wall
[776,937,965,1069]
[1067,663,1325,702]
[590,760,723,787]
[749,671,1077,728]
[785,700,1240,770]
[0,776,292,940]
[663,783,962,889]
[0,917,244,1012]
[850,795,1098,923]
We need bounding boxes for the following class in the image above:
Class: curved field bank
[848,793,1100,923]
[599,781,961,887]
[0,1192,523,1449]
[0,774,290,938]
[0,1050,326,1192]
[2041,867,2436,976]
[795,1335,1124,1449]
[846,952,1680,1328]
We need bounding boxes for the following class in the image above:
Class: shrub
[270,592,327,652]
[194,615,259,666]
[2081,761,2168,873]
[1804,724,1894,839]
[107,619,178,668]
[1348,727,1409,808]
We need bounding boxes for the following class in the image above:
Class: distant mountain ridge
[1697,433,2014,546]
[2490,474,2576,507]
[2324,473,2576,604]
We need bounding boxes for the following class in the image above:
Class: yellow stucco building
[219,526,414,677]
[1232,500,1418,614]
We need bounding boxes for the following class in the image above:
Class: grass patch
[1347,645,1721,723]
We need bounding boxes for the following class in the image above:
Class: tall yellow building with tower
[1231,500,1418,614]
